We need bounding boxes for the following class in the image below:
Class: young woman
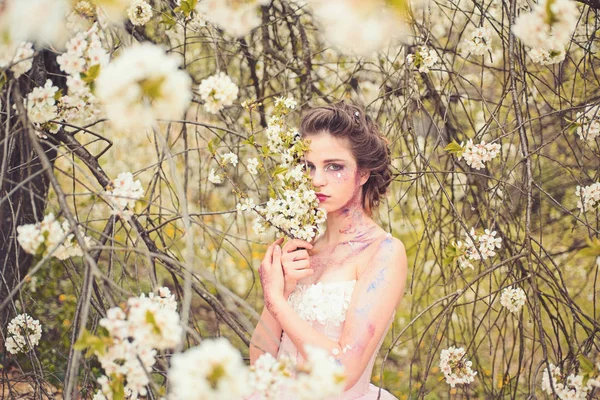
[250,101,408,399]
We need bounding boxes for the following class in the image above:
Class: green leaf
[74,329,106,357]
[160,12,176,29]
[109,374,126,400]
[385,0,408,13]
[444,140,464,155]
[145,309,162,335]
[207,138,215,155]
[53,88,63,101]
[578,354,595,374]
[242,135,255,146]
[272,166,287,176]
[178,0,198,16]
[579,236,600,258]
[85,64,101,82]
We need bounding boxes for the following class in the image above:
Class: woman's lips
[316,194,329,202]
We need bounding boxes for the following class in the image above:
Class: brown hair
[300,101,392,216]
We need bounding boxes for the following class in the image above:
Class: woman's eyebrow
[303,159,347,164]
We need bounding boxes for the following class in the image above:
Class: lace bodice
[276,279,396,399]
[287,280,356,326]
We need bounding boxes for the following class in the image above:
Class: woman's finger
[291,249,310,261]
[272,244,283,270]
[262,237,284,265]
[282,238,314,253]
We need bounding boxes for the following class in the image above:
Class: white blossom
[105,172,144,216]
[307,0,406,56]
[500,286,526,313]
[455,227,502,268]
[513,0,579,51]
[575,182,600,212]
[126,294,183,350]
[463,26,492,56]
[528,48,566,65]
[16,213,91,260]
[96,42,192,130]
[247,158,259,175]
[167,337,251,400]
[407,46,440,73]
[457,139,501,170]
[208,168,224,184]
[197,0,265,38]
[575,104,600,143]
[293,345,346,399]
[249,353,293,399]
[198,72,239,114]
[127,0,153,26]
[221,152,239,166]
[96,287,182,398]
[5,313,42,354]
[236,197,256,212]
[541,363,590,399]
[26,79,59,128]
[0,0,70,47]
[0,41,34,78]
[439,346,477,387]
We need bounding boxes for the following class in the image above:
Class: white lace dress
[277,280,397,400]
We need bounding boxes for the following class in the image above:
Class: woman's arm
[264,236,408,389]
[249,306,283,364]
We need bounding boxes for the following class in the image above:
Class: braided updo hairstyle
[299,101,392,216]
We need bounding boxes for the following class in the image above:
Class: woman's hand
[259,237,286,310]
[281,239,314,298]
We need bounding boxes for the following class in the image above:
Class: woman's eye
[326,164,342,172]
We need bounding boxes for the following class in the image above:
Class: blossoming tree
[1,0,600,398]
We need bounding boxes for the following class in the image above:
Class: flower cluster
[439,346,477,387]
[308,0,405,56]
[406,46,440,73]
[254,98,326,240]
[513,0,579,51]
[104,172,144,217]
[500,286,527,314]
[208,168,224,184]
[249,346,345,400]
[0,0,70,47]
[127,0,153,26]
[574,104,600,143]
[56,24,106,129]
[575,182,600,212]
[198,71,239,114]
[168,337,249,400]
[455,227,502,269]
[0,41,34,78]
[57,24,108,82]
[541,363,592,399]
[463,26,492,56]
[91,287,182,399]
[96,42,192,130]
[4,313,42,354]
[457,139,501,170]
[294,346,346,399]
[249,353,293,399]
[528,48,566,65]
[16,212,92,260]
[25,79,59,134]
[197,0,270,38]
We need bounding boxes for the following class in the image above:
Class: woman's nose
[311,168,326,187]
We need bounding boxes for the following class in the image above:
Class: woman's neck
[320,199,377,247]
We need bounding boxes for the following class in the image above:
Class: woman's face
[302,132,368,214]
